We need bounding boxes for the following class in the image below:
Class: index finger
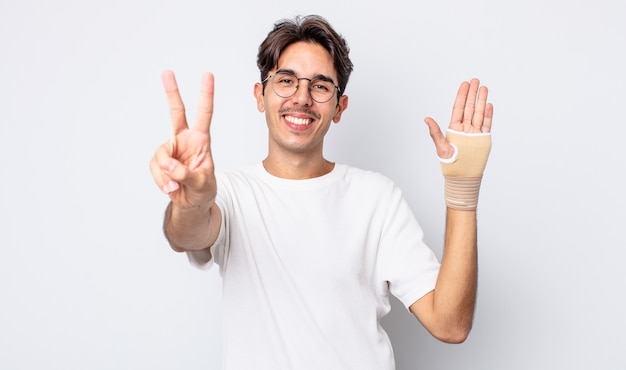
[450,81,470,126]
[194,72,214,134]
[162,70,188,135]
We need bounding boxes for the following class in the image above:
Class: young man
[150,15,493,370]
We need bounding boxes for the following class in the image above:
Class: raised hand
[423,78,493,211]
[424,78,493,160]
[150,70,217,208]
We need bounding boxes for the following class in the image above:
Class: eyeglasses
[263,71,341,104]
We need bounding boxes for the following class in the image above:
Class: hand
[424,78,493,159]
[150,70,217,208]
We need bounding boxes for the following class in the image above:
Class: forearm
[429,128,487,332]
[163,201,221,252]
[432,208,478,338]
[412,207,478,342]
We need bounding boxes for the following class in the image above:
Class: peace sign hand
[150,71,217,209]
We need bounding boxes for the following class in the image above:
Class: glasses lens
[272,73,298,98]
[271,72,336,103]
[309,79,335,103]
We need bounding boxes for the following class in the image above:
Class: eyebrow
[275,69,336,84]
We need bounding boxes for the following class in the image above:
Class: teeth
[285,115,311,125]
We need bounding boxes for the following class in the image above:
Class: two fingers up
[150,71,218,207]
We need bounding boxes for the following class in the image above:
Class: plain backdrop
[1,0,625,369]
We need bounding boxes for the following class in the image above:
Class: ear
[254,82,265,112]
[332,95,349,123]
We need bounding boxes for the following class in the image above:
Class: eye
[311,80,332,92]
[276,74,296,85]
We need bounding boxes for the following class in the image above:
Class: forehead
[276,41,337,79]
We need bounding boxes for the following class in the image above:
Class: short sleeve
[378,185,440,309]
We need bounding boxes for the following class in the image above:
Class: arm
[149,71,222,256]
[410,209,477,343]
[410,78,493,343]
[163,200,221,253]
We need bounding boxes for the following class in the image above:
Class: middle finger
[462,78,480,127]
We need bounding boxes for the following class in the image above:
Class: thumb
[161,157,191,184]
[424,117,444,141]
[424,117,454,160]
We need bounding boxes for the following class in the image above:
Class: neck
[262,153,335,180]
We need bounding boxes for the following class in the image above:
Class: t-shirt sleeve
[379,184,441,309]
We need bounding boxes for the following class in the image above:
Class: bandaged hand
[425,78,493,211]
[439,129,491,210]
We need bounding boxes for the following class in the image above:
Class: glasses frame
[262,71,341,104]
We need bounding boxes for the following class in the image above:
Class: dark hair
[257,15,353,98]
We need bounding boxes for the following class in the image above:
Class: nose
[291,78,313,105]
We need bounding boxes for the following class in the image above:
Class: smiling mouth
[285,115,313,126]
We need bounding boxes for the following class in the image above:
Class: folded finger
[150,151,178,194]
[150,142,178,194]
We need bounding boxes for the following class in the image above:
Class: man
[150,14,493,370]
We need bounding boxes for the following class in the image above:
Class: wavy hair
[257,15,353,99]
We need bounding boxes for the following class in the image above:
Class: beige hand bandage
[439,129,492,211]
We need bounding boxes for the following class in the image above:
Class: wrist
[443,176,482,210]
[165,200,217,251]
[170,198,214,211]
[439,130,491,210]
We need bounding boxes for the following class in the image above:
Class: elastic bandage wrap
[439,129,492,211]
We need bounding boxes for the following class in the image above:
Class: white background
[1,0,625,369]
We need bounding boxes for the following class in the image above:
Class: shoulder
[333,164,404,207]
[212,164,263,204]
[215,163,259,183]
[338,164,397,190]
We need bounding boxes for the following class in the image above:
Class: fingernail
[162,181,179,194]
[161,160,175,173]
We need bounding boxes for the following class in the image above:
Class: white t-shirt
[192,163,440,370]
